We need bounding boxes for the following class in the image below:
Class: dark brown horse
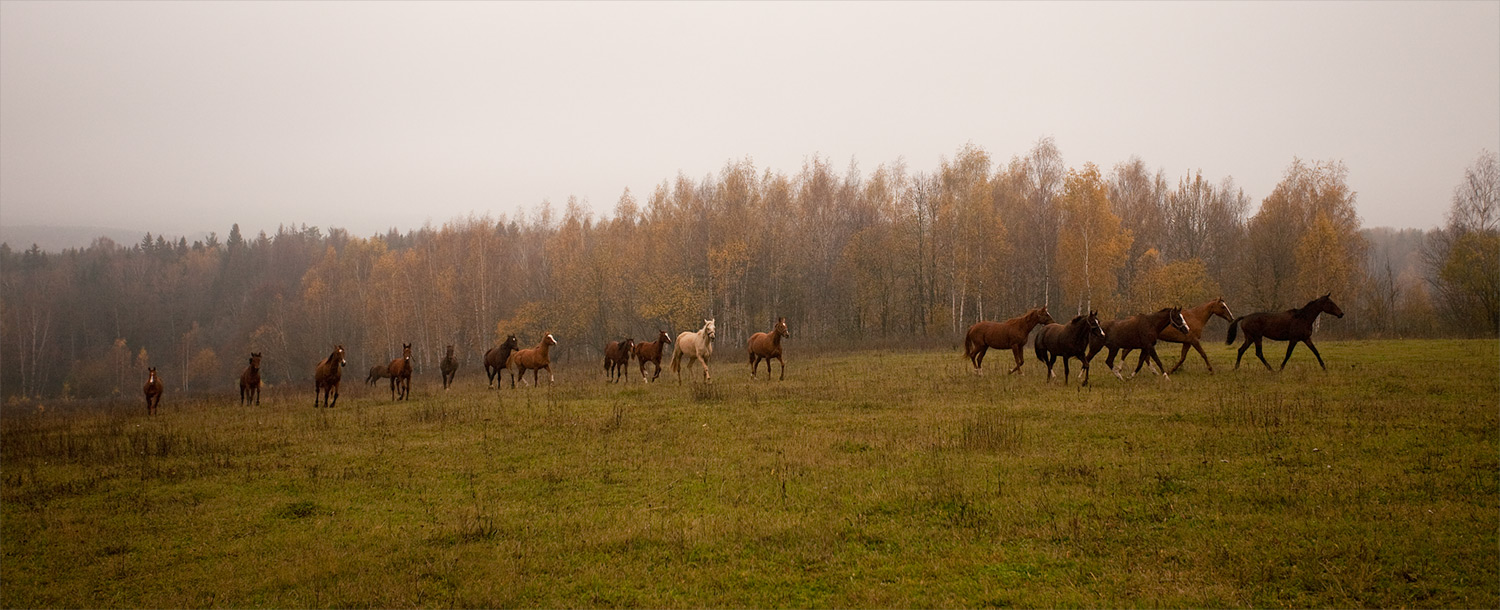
[509,333,557,387]
[314,345,346,408]
[143,367,163,414]
[1158,297,1236,374]
[604,338,635,383]
[239,352,262,406]
[963,307,1054,374]
[633,330,672,383]
[748,317,791,380]
[366,364,390,386]
[1227,293,1344,370]
[440,344,458,390]
[484,335,520,389]
[388,343,413,400]
[1033,311,1105,386]
[1088,308,1190,381]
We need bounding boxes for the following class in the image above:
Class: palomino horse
[239,352,262,406]
[1087,308,1190,381]
[1033,312,1105,386]
[388,343,413,400]
[440,345,458,390]
[633,330,673,382]
[1227,293,1344,371]
[604,338,635,383]
[484,335,520,389]
[748,317,791,380]
[964,307,1054,374]
[366,364,389,386]
[143,367,163,414]
[672,319,716,383]
[314,345,346,408]
[1158,297,1236,374]
[509,333,558,387]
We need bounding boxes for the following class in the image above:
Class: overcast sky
[2,1,1496,240]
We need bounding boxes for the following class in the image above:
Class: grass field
[3,339,1497,608]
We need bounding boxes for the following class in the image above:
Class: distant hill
[1,225,149,252]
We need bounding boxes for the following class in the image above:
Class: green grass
[4,339,1497,608]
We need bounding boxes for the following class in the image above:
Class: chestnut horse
[143,367,163,414]
[633,330,673,383]
[484,335,521,389]
[314,345,346,408]
[604,338,635,383]
[239,352,262,406]
[1158,297,1236,374]
[440,344,458,390]
[1087,308,1190,381]
[366,364,389,386]
[388,343,413,400]
[963,307,1054,374]
[1227,293,1344,371]
[672,319,716,383]
[1033,312,1105,386]
[748,317,791,380]
[509,333,557,387]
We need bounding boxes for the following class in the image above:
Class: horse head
[543,333,557,347]
[1320,293,1344,318]
[1034,307,1055,326]
[336,345,347,367]
[659,330,672,345]
[249,352,262,367]
[503,335,519,350]
[402,343,412,362]
[1212,297,1235,322]
[775,317,790,338]
[1167,308,1190,334]
[444,345,455,358]
[1087,311,1105,337]
[623,338,635,353]
[147,367,158,382]
[704,319,716,342]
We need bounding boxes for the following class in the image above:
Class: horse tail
[671,348,683,373]
[1225,316,1245,345]
[962,329,976,360]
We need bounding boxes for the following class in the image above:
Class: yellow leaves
[1294,210,1353,298]
[1129,250,1219,313]
[1056,163,1132,316]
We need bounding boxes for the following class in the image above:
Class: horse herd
[145,296,1341,412]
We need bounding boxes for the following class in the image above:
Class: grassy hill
[3,339,1496,607]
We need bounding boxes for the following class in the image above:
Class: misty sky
[2,1,1497,240]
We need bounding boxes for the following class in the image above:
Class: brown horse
[314,345,346,408]
[1087,308,1190,381]
[509,333,557,387]
[1033,311,1105,386]
[239,352,262,406]
[672,319,716,383]
[484,335,520,389]
[1158,297,1236,374]
[440,344,458,390]
[143,367,163,414]
[963,307,1054,374]
[633,330,673,383]
[604,338,635,383]
[1227,293,1344,371]
[748,317,791,380]
[388,343,413,400]
[366,364,390,386]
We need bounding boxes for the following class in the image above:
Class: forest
[2,141,1495,401]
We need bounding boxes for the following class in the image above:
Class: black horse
[1227,293,1344,370]
[1034,311,1105,386]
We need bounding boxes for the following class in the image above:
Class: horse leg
[699,355,712,381]
[973,346,987,373]
[750,353,759,379]
[1148,348,1169,380]
[1235,340,1251,369]
[1060,356,1070,385]
[547,364,554,385]
[1107,348,1126,381]
[777,355,785,381]
[1007,346,1025,374]
[1191,341,1213,374]
[1253,339,1273,371]
[1304,339,1328,370]
[1167,343,1190,375]
[1279,341,1299,370]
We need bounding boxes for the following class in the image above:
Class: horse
[314,345,346,408]
[633,330,673,383]
[1087,308,1190,381]
[1226,293,1344,371]
[440,344,458,390]
[963,307,1054,374]
[238,352,262,406]
[672,319,716,383]
[748,317,791,380]
[508,333,557,387]
[1033,311,1105,386]
[604,338,635,383]
[1158,297,1236,374]
[484,335,520,389]
[143,367,163,414]
[388,343,413,400]
[366,364,390,386]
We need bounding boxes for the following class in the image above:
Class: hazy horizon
[3,1,1497,241]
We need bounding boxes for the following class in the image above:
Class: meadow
[3,339,1496,608]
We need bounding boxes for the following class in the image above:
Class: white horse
[672,318,716,383]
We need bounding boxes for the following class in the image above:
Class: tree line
[3,141,1495,401]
